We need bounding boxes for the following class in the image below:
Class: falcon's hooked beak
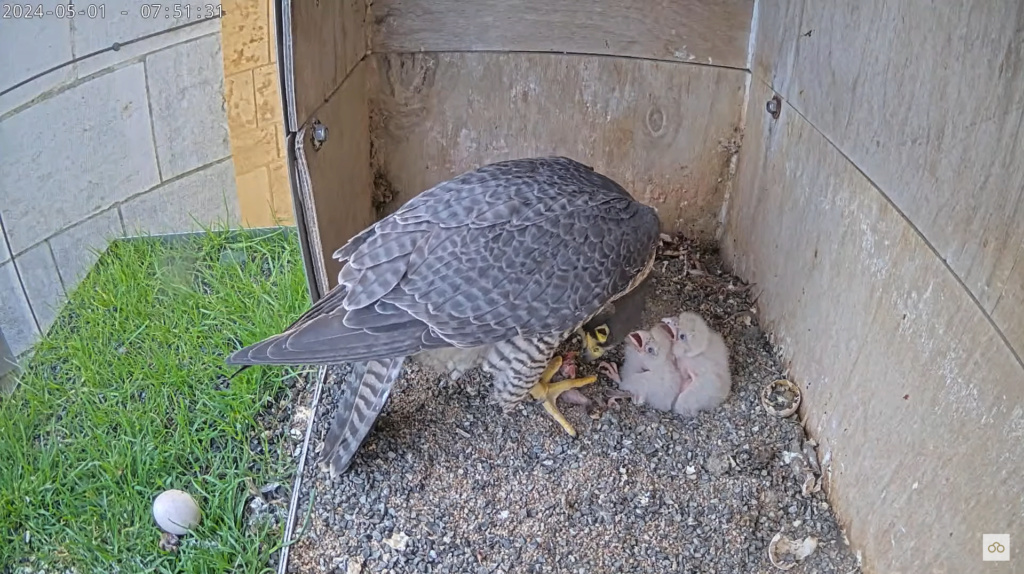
[580,324,612,362]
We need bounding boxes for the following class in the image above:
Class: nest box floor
[278,236,862,574]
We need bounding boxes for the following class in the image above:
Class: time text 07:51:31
[2,4,224,19]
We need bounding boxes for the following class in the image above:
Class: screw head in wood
[310,120,328,151]
[766,95,782,120]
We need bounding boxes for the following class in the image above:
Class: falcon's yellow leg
[529,356,597,437]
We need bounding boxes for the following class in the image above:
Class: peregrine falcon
[227,156,661,476]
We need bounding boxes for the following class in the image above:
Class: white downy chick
[661,311,732,416]
[598,323,687,411]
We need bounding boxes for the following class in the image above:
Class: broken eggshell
[768,531,818,570]
[152,489,201,535]
[761,379,802,417]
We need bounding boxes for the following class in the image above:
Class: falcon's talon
[529,356,597,437]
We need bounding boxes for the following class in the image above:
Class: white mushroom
[152,489,201,535]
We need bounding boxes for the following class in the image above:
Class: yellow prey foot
[528,356,597,437]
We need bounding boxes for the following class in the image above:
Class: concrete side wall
[0,2,242,356]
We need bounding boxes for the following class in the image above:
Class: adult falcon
[227,156,661,476]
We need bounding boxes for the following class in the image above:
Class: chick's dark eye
[645,345,656,354]
[679,334,687,341]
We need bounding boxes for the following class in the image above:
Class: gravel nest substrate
[277,235,862,574]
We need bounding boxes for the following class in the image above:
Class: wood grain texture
[370,0,754,70]
[281,0,367,131]
[751,0,1024,360]
[367,52,746,239]
[749,0,802,93]
[724,79,1024,574]
[293,61,374,294]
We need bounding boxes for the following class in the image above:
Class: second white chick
[661,311,732,417]
[598,323,686,411]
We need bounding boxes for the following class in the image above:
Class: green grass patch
[0,228,310,573]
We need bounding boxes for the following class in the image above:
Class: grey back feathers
[226,156,662,476]
[227,156,660,367]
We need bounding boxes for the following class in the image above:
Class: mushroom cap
[152,489,201,535]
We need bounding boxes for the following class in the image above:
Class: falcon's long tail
[320,356,406,477]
